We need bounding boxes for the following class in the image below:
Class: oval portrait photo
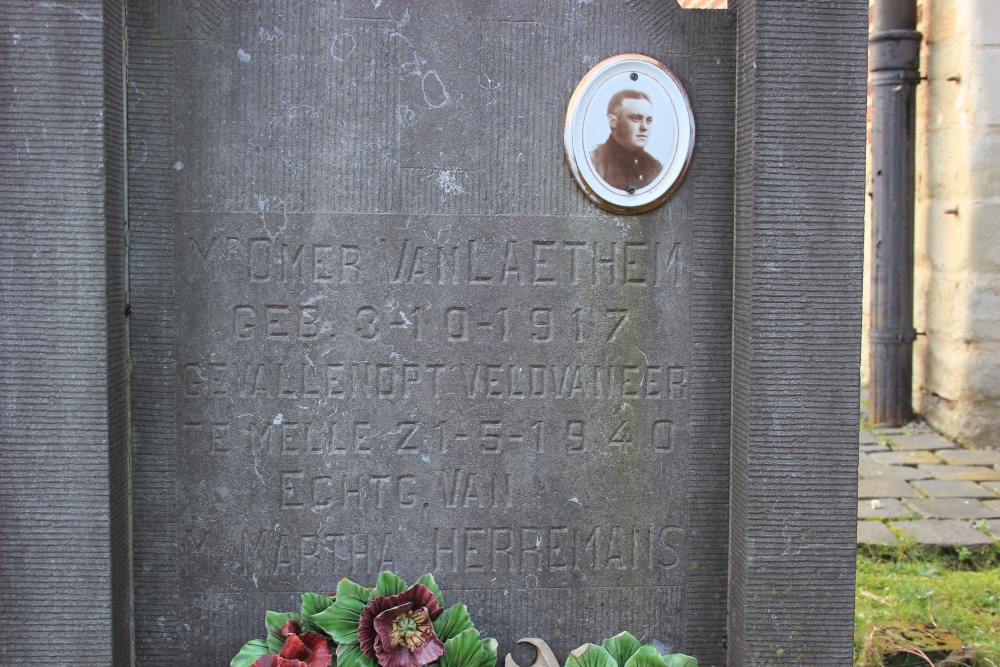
[564,54,695,215]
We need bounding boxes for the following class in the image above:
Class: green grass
[856,544,1000,666]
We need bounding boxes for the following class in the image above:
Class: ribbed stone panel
[0,1,129,664]
[729,1,866,664]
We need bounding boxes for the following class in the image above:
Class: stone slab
[860,443,890,453]
[905,498,1000,520]
[889,520,994,546]
[125,2,744,665]
[982,519,1000,540]
[857,521,898,546]
[870,451,944,466]
[880,431,955,451]
[918,464,1000,481]
[858,498,916,520]
[859,465,934,481]
[859,429,880,446]
[982,481,1000,495]
[937,449,1000,466]
[910,480,997,498]
[858,452,878,466]
[858,479,923,499]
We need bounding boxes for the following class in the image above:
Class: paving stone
[937,449,1000,466]
[859,465,933,481]
[858,452,878,466]
[859,429,879,446]
[872,426,915,437]
[982,520,1000,540]
[905,498,1000,520]
[858,479,923,499]
[918,464,1000,481]
[870,451,943,465]
[890,520,994,546]
[910,480,997,498]
[981,481,1000,496]
[857,521,898,546]
[986,499,1000,512]
[858,498,916,520]
[860,443,890,453]
[884,431,955,451]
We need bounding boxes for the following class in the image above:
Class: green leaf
[601,632,642,667]
[231,639,270,667]
[265,611,301,637]
[374,571,408,597]
[433,604,474,642]
[301,593,337,634]
[302,592,336,617]
[622,645,667,667]
[313,579,373,645]
[338,642,377,667]
[267,632,285,655]
[565,644,618,667]
[416,573,445,606]
[477,636,498,667]
[440,628,490,667]
[662,654,697,667]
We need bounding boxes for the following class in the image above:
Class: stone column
[729,0,867,664]
[0,1,130,664]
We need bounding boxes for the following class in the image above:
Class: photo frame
[564,54,696,215]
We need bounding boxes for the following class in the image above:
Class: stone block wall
[863,0,1000,447]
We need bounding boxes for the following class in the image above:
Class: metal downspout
[869,0,921,426]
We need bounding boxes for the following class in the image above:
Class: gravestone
[128,2,733,663]
[0,1,866,666]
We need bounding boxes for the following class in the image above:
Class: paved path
[857,395,1000,547]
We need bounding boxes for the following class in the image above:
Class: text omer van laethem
[589,89,663,192]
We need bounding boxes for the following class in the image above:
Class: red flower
[252,621,333,667]
[356,584,444,667]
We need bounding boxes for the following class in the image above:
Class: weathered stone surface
[881,431,955,451]
[910,480,997,498]
[859,479,923,499]
[982,519,1000,539]
[982,481,1000,495]
[859,465,934,481]
[857,521,899,546]
[0,2,129,665]
[860,443,891,453]
[870,451,944,465]
[890,520,993,546]
[905,498,1000,520]
[125,2,748,665]
[860,429,880,446]
[918,464,1000,481]
[858,498,916,520]
[936,449,1000,466]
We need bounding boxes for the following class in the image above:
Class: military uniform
[589,137,663,192]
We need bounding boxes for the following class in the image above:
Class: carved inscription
[185,236,682,288]
[177,215,691,589]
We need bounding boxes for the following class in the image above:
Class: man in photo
[589,89,663,191]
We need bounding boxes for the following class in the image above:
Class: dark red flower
[372,602,445,667]
[251,620,333,667]
[357,584,444,667]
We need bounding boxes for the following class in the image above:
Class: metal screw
[626,185,636,194]
[630,72,638,81]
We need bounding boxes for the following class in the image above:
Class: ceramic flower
[251,620,333,667]
[357,586,445,667]
[311,572,497,667]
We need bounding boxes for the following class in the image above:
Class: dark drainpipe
[869,0,921,426]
